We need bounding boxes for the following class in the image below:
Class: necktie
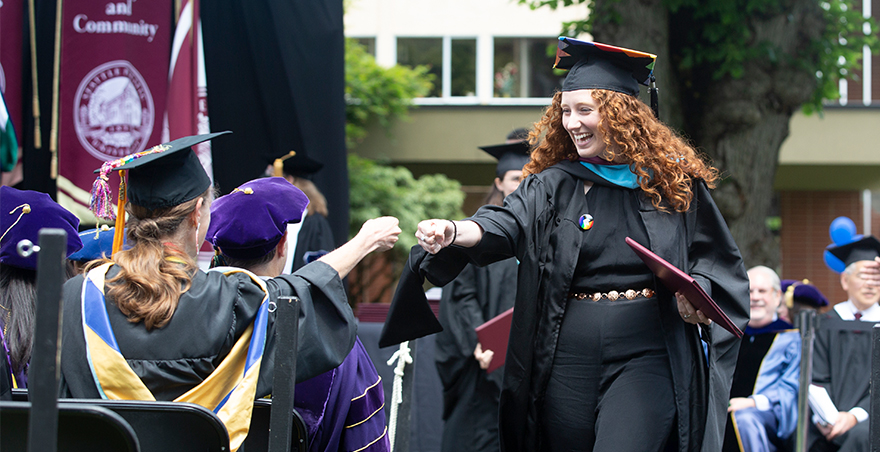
[855,312,863,321]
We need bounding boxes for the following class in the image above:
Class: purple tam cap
[207,177,310,260]
[0,186,82,270]
[781,279,829,309]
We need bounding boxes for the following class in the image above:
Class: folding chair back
[0,400,140,452]
[241,398,308,452]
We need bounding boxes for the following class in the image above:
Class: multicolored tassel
[88,144,168,220]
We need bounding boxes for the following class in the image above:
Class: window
[354,37,376,57]
[397,37,476,98]
[493,38,563,99]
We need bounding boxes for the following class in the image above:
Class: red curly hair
[523,90,718,212]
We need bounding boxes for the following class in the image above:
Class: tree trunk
[591,0,826,268]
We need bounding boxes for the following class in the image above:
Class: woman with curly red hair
[412,38,749,451]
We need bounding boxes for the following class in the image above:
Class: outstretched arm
[318,216,401,278]
[416,219,484,254]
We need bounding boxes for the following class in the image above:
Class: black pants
[541,296,676,452]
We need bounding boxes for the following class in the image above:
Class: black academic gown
[59,261,357,399]
[435,258,517,452]
[809,309,876,451]
[290,213,336,273]
[390,160,749,452]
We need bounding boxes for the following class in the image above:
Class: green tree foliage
[522,0,876,113]
[347,154,465,304]
[345,39,434,149]
[348,154,465,260]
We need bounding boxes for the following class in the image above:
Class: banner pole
[49,0,64,180]
[26,0,41,149]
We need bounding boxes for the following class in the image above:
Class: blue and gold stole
[81,263,269,452]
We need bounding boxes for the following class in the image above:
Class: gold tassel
[112,170,126,254]
[273,150,296,177]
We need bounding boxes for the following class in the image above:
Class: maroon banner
[1,0,25,185]
[57,0,172,222]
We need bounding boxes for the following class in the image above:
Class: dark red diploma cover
[475,307,514,373]
[626,237,743,338]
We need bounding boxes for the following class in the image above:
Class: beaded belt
[569,288,655,302]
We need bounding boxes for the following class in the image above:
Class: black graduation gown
[384,160,750,452]
[809,309,876,450]
[59,260,357,400]
[435,258,517,452]
[290,213,336,273]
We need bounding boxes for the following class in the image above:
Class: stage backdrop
[202,0,349,246]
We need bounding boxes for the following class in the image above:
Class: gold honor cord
[49,0,64,179]
[27,0,41,149]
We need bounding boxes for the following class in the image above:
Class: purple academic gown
[0,322,27,388]
[295,338,389,452]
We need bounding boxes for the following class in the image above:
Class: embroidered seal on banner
[74,60,154,160]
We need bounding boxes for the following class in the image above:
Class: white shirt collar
[833,300,880,321]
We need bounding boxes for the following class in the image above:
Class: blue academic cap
[68,226,127,262]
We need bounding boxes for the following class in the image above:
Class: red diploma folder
[475,307,514,373]
[625,237,743,338]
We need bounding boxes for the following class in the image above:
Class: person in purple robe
[207,177,392,452]
[0,186,82,389]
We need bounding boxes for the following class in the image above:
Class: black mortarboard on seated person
[555,37,659,118]
[827,235,880,268]
[479,141,531,177]
[272,150,324,179]
[90,131,231,253]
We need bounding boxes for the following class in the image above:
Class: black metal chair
[60,399,230,452]
[0,400,140,452]
[241,398,308,452]
[7,394,231,452]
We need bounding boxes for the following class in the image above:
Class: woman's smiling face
[561,89,607,160]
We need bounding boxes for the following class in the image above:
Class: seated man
[207,177,392,452]
[724,266,800,452]
[809,237,880,452]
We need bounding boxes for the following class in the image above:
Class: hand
[677,292,712,325]
[415,219,455,254]
[727,397,756,413]
[825,411,858,440]
[858,257,880,287]
[357,216,401,253]
[473,342,494,370]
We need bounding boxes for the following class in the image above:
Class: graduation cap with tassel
[89,132,231,254]
[554,37,660,119]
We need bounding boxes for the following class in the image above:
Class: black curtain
[202,0,349,246]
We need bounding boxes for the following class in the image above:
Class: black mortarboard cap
[555,37,657,96]
[479,141,531,177]
[272,151,324,179]
[96,132,230,210]
[827,236,880,268]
